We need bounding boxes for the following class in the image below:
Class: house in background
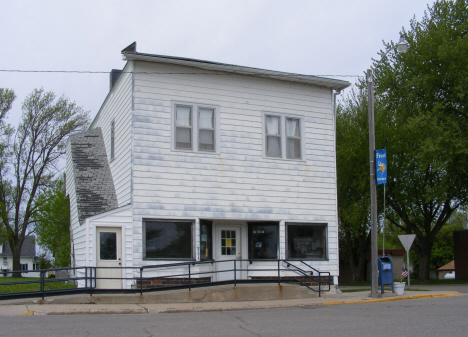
[437,260,455,279]
[0,236,40,277]
[66,42,350,289]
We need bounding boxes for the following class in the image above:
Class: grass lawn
[0,277,76,294]
[341,287,429,293]
[340,278,468,287]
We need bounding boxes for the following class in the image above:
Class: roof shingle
[69,128,118,224]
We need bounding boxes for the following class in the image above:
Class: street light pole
[366,35,408,299]
[367,69,379,298]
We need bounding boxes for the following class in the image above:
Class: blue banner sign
[375,149,387,185]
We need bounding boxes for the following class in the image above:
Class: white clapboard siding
[74,58,342,280]
[129,60,339,272]
[90,62,134,206]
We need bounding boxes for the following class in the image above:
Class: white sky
[2,0,433,127]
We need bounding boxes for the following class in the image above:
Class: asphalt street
[0,294,466,337]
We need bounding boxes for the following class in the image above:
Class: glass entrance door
[215,226,242,282]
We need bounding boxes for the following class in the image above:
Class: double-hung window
[265,115,282,157]
[175,106,192,149]
[174,103,218,153]
[286,118,301,159]
[264,113,303,160]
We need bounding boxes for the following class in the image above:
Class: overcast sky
[2,0,434,126]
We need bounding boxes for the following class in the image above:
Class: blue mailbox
[370,256,394,294]
[378,256,394,294]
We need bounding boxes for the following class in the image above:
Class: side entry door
[96,227,122,289]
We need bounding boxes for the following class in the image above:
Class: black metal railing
[0,259,332,300]
[284,260,331,297]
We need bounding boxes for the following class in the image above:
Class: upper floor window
[173,103,219,153]
[264,113,303,160]
[110,120,115,160]
[286,118,301,159]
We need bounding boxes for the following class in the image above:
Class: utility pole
[367,69,379,298]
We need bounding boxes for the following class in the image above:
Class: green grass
[0,277,76,294]
[340,278,468,287]
[341,287,429,293]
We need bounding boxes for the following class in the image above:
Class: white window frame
[171,102,220,153]
[262,112,305,160]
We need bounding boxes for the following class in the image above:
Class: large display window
[248,222,279,259]
[286,223,327,260]
[144,220,193,259]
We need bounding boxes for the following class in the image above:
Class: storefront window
[144,220,193,259]
[248,222,279,259]
[200,220,213,260]
[287,223,327,259]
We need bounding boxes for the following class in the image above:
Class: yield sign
[398,234,416,252]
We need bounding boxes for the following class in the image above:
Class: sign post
[398,234,416,286]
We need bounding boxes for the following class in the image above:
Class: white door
[215,226,242,282]
[96,227,122,289]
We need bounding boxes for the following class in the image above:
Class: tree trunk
[417,249,432,281]
[348,234,371,283]
[353,251,368,282]
[11,244,23,278]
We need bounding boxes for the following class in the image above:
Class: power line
[0,69,361,78]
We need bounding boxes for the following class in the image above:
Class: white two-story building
[66,42,349,289]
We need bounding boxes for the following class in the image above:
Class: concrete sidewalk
[0,287,460,316]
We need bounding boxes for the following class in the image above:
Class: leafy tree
[34,174,71,268]
[337,86,386,282]
[0,88,88,276]
[0,88,16,243]
[373,0,468,280]
[431,210,465,269]
[37,252,53,270]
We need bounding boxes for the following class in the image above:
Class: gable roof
[437,260,455,271]
[0,236,36,257]
[121,42,350,91]
[69,128,118,224]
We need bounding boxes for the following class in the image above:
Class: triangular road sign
[398,234,416,252]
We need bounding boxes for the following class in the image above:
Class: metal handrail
[0,259,331,300]
[283,260,331,297]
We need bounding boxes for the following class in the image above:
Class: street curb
[9,292,461,315]
[323,293,459,306]
[43,309,148,315]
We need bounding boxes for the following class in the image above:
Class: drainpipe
[333,89,341,289]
